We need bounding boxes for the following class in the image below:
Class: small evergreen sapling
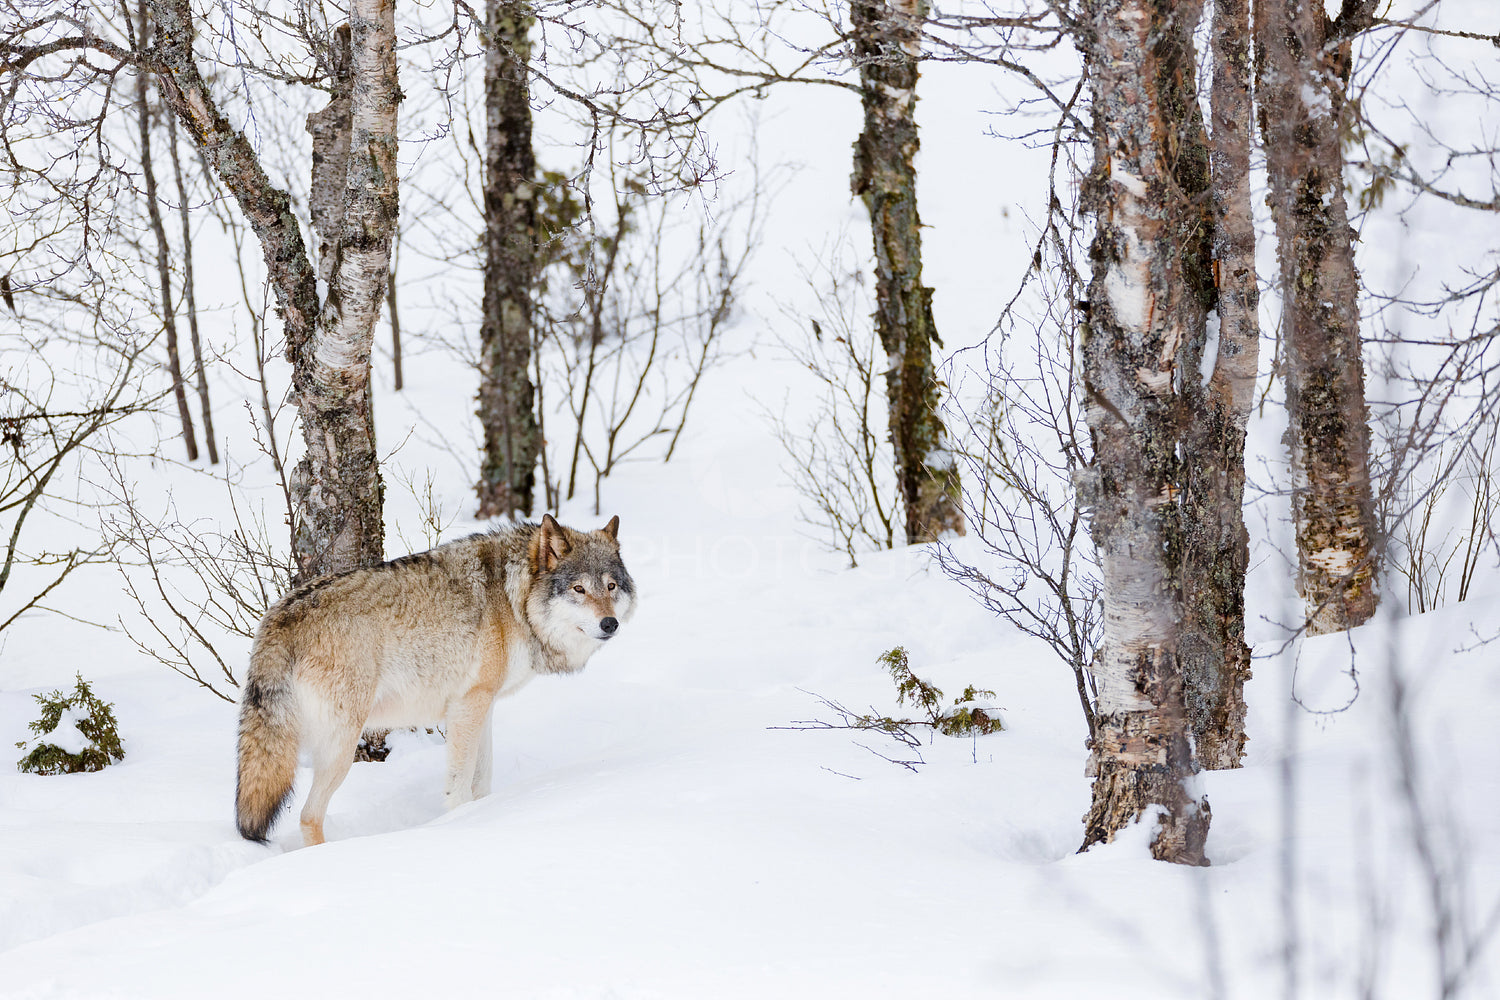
[777,647,1003,762]
[15,675,125,775]
[879,646,1003,738]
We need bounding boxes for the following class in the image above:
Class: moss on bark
[476,0,540,519]
[850,0,964,545]
[1256,0,1380,634]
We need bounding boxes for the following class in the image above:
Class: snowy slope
[4,4,1500,998]
[4,426,1499,998]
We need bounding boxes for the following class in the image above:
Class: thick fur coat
[236,515,634,846]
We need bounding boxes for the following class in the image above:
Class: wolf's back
[236,623,300,842]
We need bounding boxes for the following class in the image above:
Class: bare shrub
[105,467,292,703]
[766,242,898,566]
[1,312,156,635]
[939,265,1102,743]
[536,149,763,512]
[1390,421,1500,613]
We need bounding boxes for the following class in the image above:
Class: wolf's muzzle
[600,617,619,636]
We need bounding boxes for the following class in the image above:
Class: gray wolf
[236,514,635,846]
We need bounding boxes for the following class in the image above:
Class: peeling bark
[287,0,398,583]
[850,0,964,545]
[475,0,540,519]
[1077,0,1211,865]
[308,24,354,284]
[150,0,395,583]
[1256,0,1379,634]
[1179,0,1257,770]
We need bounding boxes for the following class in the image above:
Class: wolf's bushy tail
[236,629,299,842]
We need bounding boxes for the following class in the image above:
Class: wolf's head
[530,514,636,653]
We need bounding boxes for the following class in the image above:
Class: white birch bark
[285,0,398,582]
[1078,0,1211,865]
[151,0,396,583]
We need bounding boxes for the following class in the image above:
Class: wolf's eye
[573,584,585,594]
[607,581,616,591]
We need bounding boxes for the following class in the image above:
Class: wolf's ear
[603,515,620,542]
[539,513,572,570]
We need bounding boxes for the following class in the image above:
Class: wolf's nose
[600,617,618,635]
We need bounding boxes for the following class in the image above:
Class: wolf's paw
[442,786,476,811]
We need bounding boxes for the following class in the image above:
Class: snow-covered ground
[3,5,1499,997]
[5,427,1499,997]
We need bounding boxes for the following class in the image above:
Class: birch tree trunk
[1179,0,1258,770]
[288,0,397,583]
[1078,0,1211,864]
[150,0,396,584]
[850,0,964,545]
[308,25,354,286]
[1256,0,1380,635]
[475,0,540,519]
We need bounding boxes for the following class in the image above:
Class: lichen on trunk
[1176,0,1258,770]
[475,0,540,519]
[1077,0,1213,864]
[284,0,399,583]
[1255,0,1380,635]
[849,0,963,545]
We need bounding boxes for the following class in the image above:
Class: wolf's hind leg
[299,723,362,847]
[443,689,496,810]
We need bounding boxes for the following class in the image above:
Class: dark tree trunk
[1077,0,1211,865]
[1256,0,1380,634]
[475,0,540,519]
[165,105,218,465]
[1178,0,1258,770]
[388,264,403,391]
[134,4,197,463]
[850,0,964,545]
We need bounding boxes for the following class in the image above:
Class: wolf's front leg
[471,709,494,798]
[443,688,496,810]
